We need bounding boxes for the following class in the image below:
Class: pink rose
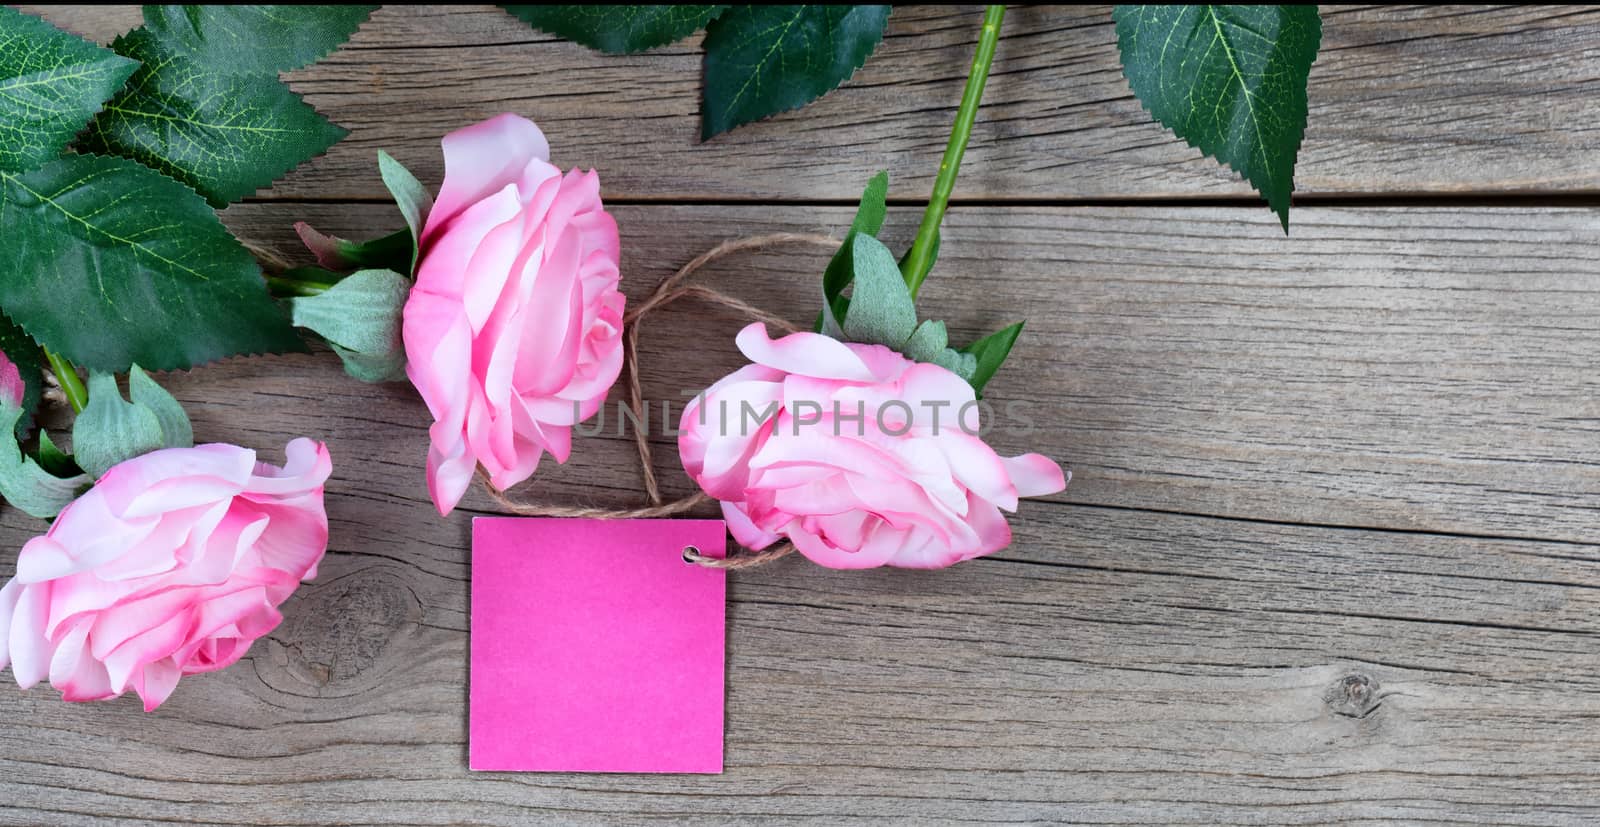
[0,439,332,711]
[679,324,1067,569]
[403,113,624,515]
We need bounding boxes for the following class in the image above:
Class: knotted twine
[479,232,843,570]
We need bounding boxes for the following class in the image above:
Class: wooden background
[5,5,1600,825]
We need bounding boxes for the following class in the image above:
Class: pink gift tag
[470,517,727,773]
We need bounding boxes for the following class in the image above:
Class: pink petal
[1003,453,1068,499]
[427,113,550,242]
[788,521,899,570]
[89,588,196,663]
[101,608,189,694]
[8,583,50,688]
[735,323,877,383]
[414,182,524,300]
[934,432,1018,510]
[133,658,181,712]
[244,502,328,582]
[0,578,19,672]
[243,439,332,499]
[426,435,475,516]
[722,501,781,551]
[48,621,114,702]
[94,444,256,518]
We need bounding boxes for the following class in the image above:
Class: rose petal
[94,444,255,519]
[1002,453,1068,499]
[133,658,181,712]
[735,324,877,383]
[242,439,333,499]
[8,583,50,688]
[0,578,19,671]
[427,113,550,240]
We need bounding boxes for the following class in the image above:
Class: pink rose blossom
[0,439,332,711]
[403,113,624,515]
[679,323,1067,569]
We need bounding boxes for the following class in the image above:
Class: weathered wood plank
[20,4,1600,202]
[1,444,1596,824]
[0,204,1595,823]
[207,202,1600,545]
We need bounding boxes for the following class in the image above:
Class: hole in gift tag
[682,545,701,564]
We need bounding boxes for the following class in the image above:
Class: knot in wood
[1324,673,1382,718]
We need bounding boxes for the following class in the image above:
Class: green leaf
[0,153,306,372]
[80,29,347,208]
[0,402,88,518]
[71,372,164,479]
[0,310,43,440]
[0,8,138,172]
[901,319,947,362]
[702,5,891,139]
[818,171,889,335]
[850,170,888,236]
[933,347,976,383]
[961,321,1024,396]
[35,430,79,478]
[289,269,410,382]
[127,365,193,449]
[141,5,378,76]
[503,5,728,53]
[840,235,916,347]
[295,223,413,272]
[378,151,433,273]
[1113,5,1321,231]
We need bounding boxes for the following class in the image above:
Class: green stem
[44,348,87,414]
[266,274,334,297]
[901,4,1005,299]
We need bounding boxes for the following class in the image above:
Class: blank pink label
[470,517,727,773]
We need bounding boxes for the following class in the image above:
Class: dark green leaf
[840,235,916,347]
[141,5,378,75]
[961,321,1024,396]
[81,29,347,207]
[0,402,88,518]
[702,5,891,139]
[128,365,193,449]
[378,150,432,273]
[1113,5,1321,230]
[0,153,306,371]
[0,310,43,439]
[503,5,727,53]
[0,7,138,171]
[35,430,79,478]
[71,372,164,478]
[289,269,410,382]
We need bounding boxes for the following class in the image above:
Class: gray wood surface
[4,4,1600,826]
[21,5,1600,201]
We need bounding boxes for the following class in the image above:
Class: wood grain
[0,203,1595,824]
[20,4,1600,202]
[1,435,1597,824]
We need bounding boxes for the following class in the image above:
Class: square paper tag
[470,517,727,773]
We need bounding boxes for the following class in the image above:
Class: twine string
[484,232,841,570]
